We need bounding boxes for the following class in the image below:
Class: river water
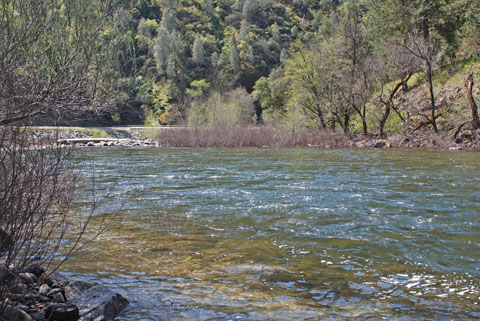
[62,147,480,320]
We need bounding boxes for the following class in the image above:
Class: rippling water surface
[62,148,480,320]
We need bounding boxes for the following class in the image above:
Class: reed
[155,126,349,148]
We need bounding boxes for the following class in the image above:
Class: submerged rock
[65,280,128,321]
[223,263,290,274]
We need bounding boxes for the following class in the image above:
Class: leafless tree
[0,0,117,126]
[465,72,480,129]
[371,44,420,137]
[0,0,118,314]
[0,127,111,312]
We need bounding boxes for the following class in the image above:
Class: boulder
[0,305,34,321]
[44,303,79,321]
[374,140,392,148]
[31,312,45,321]
[65,281,128,321]
[0,227,13,253]
[23,264,45,278]
[19,273,38,285]
[39,284,50,296]
[0,264,14,283]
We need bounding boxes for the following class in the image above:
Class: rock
[46,287,64,298]
[31,312,45,321]
[65,280,128,321]
[44,303,79,321]
[449,146,462,151]
[462,130,472,139]
[374,140,392,148]
[23,264,45,278]
[39,284,50,296]
[223,263,290,275]
[44,271,70,288]
[0,228,13,253]
[355,141,366,148]
[19,273,38,285]
[0,305,34,321]
[0,264,15,283]
[16,303,30,312]
[9,280,29,294]
[52,292,66,303]
[0,227,13,254]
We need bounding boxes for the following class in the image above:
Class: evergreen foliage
[10,0,476,132]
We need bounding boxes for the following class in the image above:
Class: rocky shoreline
[32,127,480,150]
[1,264,128,321]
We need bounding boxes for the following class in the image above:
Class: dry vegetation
[156,126,350,148]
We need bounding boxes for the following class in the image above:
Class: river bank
[31,126,480,150]
[1,264,128,321]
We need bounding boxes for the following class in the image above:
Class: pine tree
[243,0,258,23]
[154,28,172,74]
[218,50,229,67]
[160,9,176,32]
[192,33,205,65]
[240,21,250,41]
[234,0,246,11]
[271,23,281,43]
[280,48,288,62]
[203,0,214,14]
[211,52,219,67]
[247,46,255,64]
[167,54,176,79]
[229,37,240,73]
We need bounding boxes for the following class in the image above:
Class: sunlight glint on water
[63,148,480,320]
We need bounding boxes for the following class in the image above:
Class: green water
[63,148,480,320]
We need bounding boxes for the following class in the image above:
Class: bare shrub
[156,126,349,148]
[0,127,107,311]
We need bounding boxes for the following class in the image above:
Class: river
[62,147,480,320]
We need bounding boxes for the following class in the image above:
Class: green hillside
[2,0,480,140]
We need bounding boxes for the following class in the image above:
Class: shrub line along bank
[37,126,480,150]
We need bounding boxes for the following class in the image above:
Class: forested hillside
[105,0,345,125]
[2,0,480,138]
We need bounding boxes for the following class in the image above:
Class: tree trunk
[379,72,412,138]
[426,61,438,132]
[466,72,480,129]
[361,115,368,136]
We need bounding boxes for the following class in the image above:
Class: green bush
[188,88,255,128]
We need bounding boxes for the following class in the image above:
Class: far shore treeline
[1,0,480,139]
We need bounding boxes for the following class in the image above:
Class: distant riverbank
[27,125,480,150]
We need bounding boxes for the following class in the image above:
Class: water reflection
[63,148,480,320]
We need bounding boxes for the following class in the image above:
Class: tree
[230,37,241,73]
[0,0,117,126]
[457,0,480,56]
[334,1,371,135]
[192,33,205,65]
[240,20,250,41]
[153,27,173,74]
[243,0,260,23]
[465,72,480,129]
[367,0,448,133]
[0,0,117,314]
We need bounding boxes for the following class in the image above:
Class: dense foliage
[97,0,478,135]
[2,0,479,134]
